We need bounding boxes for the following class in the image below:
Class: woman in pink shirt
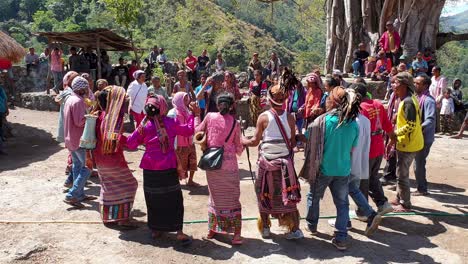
[127,95,200,246]
[172,92,198,186]
[195,92,244,245]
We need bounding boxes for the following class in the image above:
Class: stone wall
[19,92,59,112]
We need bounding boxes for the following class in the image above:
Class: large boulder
[236,72,249,89]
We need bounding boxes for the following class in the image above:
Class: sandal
[176,235,193,247]
[232,235,243,245]
[63,198,85,209]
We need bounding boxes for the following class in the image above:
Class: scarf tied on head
[145,95,169,153]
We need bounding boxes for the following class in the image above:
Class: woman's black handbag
[198,118,236,171]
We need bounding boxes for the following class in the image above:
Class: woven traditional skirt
[143,168,184,232]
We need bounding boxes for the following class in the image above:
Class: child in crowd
[170,92,199,186]
[438,88,455,135]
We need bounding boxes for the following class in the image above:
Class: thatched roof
[36,29,135,51]
[0,31,27,63]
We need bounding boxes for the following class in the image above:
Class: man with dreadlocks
[242,70,303,240]
[301,86,361,251]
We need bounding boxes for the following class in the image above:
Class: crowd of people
[0,24,466,251]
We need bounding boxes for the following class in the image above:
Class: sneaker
[261,228,271,239]
[285,229,304,240]
[364,213,382,236]
[380,178,396,186]
[328,219,352,230]
[331,238,347,251]
[305,225,318,235]
[377,202,394,216]
[355,210,368,222]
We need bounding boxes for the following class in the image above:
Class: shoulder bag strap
[269,110,292,155]
[224,118,236,143]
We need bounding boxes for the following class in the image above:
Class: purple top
[127,115,196,170]
[287,84,307,113]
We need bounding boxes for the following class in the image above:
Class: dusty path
[0,108,467,263]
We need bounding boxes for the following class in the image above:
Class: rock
[13,240,47,260]
[19,92,60,112]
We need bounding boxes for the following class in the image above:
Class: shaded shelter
[35,29,137,78]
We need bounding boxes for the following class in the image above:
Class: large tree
[259,0,468,73]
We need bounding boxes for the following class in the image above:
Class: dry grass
[0,31,27,63]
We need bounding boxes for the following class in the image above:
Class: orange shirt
[304,87,323,118]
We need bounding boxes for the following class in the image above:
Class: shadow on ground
[0,122,62,172]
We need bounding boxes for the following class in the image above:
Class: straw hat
[0,31,27,63]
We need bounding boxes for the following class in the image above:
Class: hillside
[0,0,295,72]
[440,10,468,32]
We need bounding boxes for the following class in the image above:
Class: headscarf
[325,86,346,111]
[306,72,324,89]
[172,92,190,119]
[395,71,415,92]
[71,76,89,91]
[100,86,127,154]
[145,95,169,153]
[132,70,145,80]
[63,71,78,89]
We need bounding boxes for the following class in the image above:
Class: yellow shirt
[396,95,424,152]
[388,31,395,52]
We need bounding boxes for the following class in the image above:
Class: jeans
[66,148,91,201]
[349,174,374,217]
[414,143,433,193]
[360,155,388,207]
[352,61,365,76]
[306,173,349,242]
[396,150,416,208]
[52,71,63,92]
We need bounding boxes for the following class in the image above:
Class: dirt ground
[0,108,467,264]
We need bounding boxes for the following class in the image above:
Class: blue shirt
[0,86,7,113]
[320,114,359,177]
[412,60,428,76]
[194,84,211,109]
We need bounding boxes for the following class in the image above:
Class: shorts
[176,145,198,172]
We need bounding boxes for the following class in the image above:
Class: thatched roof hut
[0,31,27,63]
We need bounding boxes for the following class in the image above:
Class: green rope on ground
[0,212,466,225]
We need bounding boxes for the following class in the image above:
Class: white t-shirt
[429,75,448,99]
[127,80,148,114]
[351,114,371,180]
[440,97,454,115]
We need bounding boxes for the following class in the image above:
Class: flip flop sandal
[63,199,85,209]
[232,237,243,245]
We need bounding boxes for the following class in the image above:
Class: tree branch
[436,32,468,49]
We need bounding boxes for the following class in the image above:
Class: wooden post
[96,36,102,79]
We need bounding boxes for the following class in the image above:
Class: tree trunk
[325,0,448,74]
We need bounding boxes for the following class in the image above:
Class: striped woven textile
[97,165,138,223]
[206,151,242,234]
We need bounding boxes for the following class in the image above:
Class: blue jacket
[420,94,436,145]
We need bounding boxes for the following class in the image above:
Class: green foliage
[100,0,142,30]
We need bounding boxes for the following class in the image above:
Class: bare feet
[451,134,463,139]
